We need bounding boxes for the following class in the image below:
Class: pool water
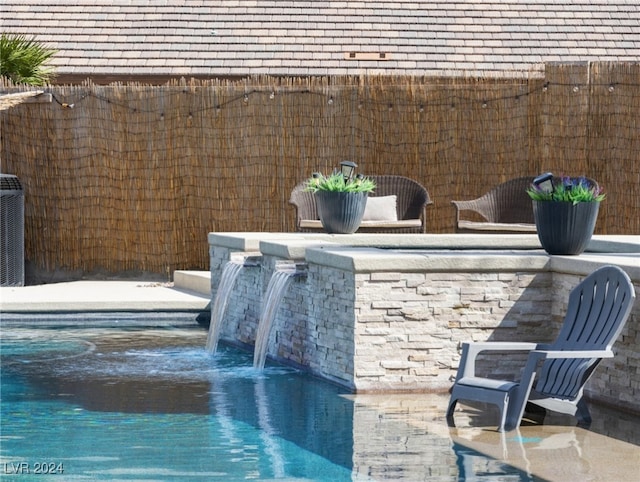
[1,323,552,481]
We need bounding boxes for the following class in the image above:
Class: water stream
[205,260,244,354]
[253,268,299,370]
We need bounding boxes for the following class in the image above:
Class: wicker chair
[289,175,432,233]
[451,176,537,233]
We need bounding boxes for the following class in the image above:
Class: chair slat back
[556,265,634,348]
[535,266,635,399]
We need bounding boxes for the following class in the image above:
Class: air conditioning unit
[1,174,25,286]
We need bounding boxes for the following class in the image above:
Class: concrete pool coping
[3,233,637,313]
[0,280,210,313]
[212,232,640,278]
[208,232,639,253]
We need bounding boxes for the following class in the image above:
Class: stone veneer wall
[353,270,557,392]
[210,242,639,413]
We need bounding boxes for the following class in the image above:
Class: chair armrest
[451,199,492,224]
[451,200,474,225]
[458,342,538,378]
[289,184,318,229]
[464,341,539,351]
[529,348,614,360]
[451,199,479,211]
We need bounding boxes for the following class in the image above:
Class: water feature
[253,265,304,370]
[209,232,640,398]
[205,259,244,354]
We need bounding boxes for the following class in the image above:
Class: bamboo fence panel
[0,63,638,278]
[585,62,640,234]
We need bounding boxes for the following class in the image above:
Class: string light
[40,80,631,114]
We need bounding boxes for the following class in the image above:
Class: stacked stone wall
[210,240,639,412]
[300,263,357,388]
[353,271,556,392]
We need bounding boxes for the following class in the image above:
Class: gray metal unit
[1,174,25,286]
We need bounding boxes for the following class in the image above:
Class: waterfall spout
[253,265,305,369]
[206,260,246,354]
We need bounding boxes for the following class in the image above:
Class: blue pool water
[0,322,543,481]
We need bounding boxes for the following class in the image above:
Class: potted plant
[304,163,376,234]
[527,173,605,255]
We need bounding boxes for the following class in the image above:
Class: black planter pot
[533,200,600,255]
[315,191,369,234]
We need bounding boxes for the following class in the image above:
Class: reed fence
[1,62,638,279]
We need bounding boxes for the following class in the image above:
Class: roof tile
[2,0,638,79]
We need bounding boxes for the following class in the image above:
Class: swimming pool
[1,319,636,481]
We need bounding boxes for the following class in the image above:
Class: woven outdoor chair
[451,176,600,233]
[451,176,537,233]
[289,175,432,233]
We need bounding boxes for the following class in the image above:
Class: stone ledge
[173,270,211,295]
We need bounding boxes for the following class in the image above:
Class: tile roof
[2,0,639,80]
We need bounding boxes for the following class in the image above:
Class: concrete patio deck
[0,273,210,313]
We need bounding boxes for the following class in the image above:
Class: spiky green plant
[0,34,57,86]
[527,176,605,204]
[305,172,376,193]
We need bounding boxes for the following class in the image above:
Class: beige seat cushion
[457,220,536,232]
[299,219,421,230]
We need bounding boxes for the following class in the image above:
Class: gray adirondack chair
[446,265,635,432]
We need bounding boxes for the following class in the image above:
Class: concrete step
[173,270,211,296]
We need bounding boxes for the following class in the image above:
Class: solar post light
[533,172,554,193]
[340,161,357,181]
